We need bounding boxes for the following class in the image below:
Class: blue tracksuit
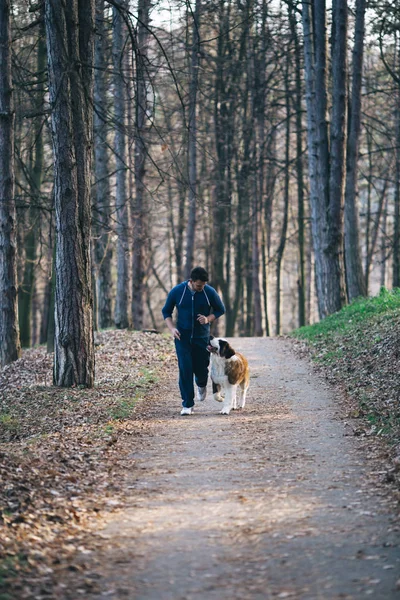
[162,281,225,407]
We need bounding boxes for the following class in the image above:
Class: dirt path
[84,338,399,599]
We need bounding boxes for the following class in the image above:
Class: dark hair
[190,266,209,282]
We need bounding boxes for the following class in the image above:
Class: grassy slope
[291,288,400,463]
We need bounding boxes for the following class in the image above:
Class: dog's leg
[220,384,233,415]
[235,385,243,409]
[232,385,239,410]
[213,382,223,403]
[240,383,248,409]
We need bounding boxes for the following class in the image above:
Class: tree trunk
[262,127,277,337]
[364,125,373,293]
[251,12,264,338]
[276,52,291,336]
[366,168,389,290]
[302,0,322,318]
[344,0,366,301]
[184,0,200,278]
[380,195,389,288]
[288,3,306,327]
[132,0,150,329]
[46,243,56,353]
[302,0,346,319]
[393,77,400,287]
[19,22,46,348]
[40,217,55,345]
[0,0,21,367]
[45,0,95,386]
[113,3,130,329]
[94,0,113,329]
[251,176,263,337]
[328,0,348,306]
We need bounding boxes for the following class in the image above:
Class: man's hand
[197,314,209,325]
[170,328,181,340]
[165,317,181,339]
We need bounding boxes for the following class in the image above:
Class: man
[162,266,225,415]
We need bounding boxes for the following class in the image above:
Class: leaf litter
[0,330,175,598]
[291,308,400,491]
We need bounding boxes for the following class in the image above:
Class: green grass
[0,554,28,596]
[109,397,138,420]
[292,287,400,343]
[0,414,18,429]
[291,288,400,444]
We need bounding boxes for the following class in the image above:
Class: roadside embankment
[291,288,400,487]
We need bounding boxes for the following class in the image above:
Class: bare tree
[113,2,131,329]
[45,0,95,386]
[132,0,151,329]
[94,0,113,329]
[302,0,347,318]
[275,48,291,336]
[288,1,306,327]
[344,0,367,301]
[184,0,200,278]
[18,20,46,348]
[0,0,21,367]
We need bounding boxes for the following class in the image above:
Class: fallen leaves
[291,309,400,490]
[0,330,175,598]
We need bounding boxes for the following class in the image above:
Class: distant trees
[3,0,400,377]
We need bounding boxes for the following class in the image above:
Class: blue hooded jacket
[162,281,225,339]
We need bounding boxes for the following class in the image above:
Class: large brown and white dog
[207,337,250,415]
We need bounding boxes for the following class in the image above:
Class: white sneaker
[197,386,207,402]
[180,407,193,416]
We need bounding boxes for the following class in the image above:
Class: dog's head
[207,336,236,359]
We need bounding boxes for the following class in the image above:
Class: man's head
[189,266,208,292]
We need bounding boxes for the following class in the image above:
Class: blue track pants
[174,333,210,408]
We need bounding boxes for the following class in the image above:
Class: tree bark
[380,195,389,288]
[94,0,113,329]
[393,76,400,288]
[276,52,291,336]
[19,22,46,348]
[288,3,306,327]
[184,0,200,278]
[251,182,263,336]
[328,0,348,305]
[113,3,130,329]
[45,0,95,386]
[302,0,346,319]
[366,168,389,290]
[0,0,21,367]
[344,0,366,301]
[132,0,150,329]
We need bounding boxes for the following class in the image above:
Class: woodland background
[1,0,400,381]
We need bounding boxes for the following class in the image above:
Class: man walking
[162,266,225,415]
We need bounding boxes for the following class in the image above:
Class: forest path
[88,338,399,599]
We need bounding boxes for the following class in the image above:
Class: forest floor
[1,332,400,599]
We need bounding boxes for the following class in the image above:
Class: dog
[207,337,250,415]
